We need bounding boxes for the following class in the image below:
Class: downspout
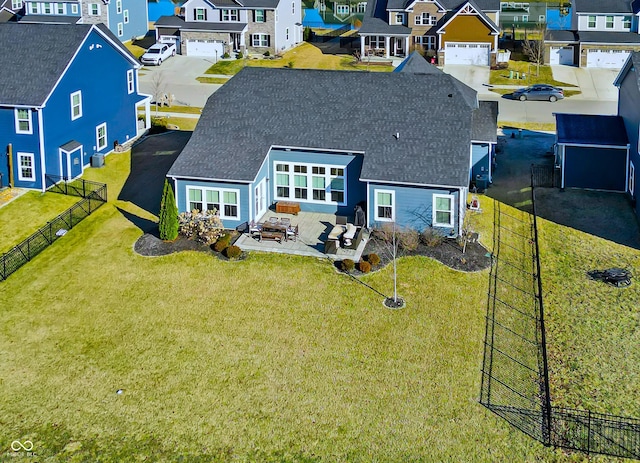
[366,181,370,228]
[625,144,630,192]
[7,143,14,187]
[561,144,566,190]
[459,186,466,236]
[38,109,46,192]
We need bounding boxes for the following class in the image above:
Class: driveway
[138,55,222,107]
[443,65,491,94]
[550,65,619,101]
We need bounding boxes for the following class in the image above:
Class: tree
[523,23,546,76]
[159,179,179,240]
[150,71,167,116]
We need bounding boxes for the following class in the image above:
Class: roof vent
[448,93,453,98]
[394,132,400,140]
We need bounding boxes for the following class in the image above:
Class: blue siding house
[19,0,148,42]
[0,23,151,190]
[167,53,497,240]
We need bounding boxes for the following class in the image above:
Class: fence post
[83,180,86,198]
[587,409,592,456]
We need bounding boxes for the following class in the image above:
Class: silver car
[513,84,564,102]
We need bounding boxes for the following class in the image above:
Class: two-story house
[154,0,302,57]
[545,0,640,68]
[0,0,24,21]
[358,0,500,65]
[17,0,148,42]
[0,23,151,191]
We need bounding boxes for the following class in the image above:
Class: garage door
[549,46,574,65]
[586,49,630,69]
[445,42,490,65]
[185,39,224,58]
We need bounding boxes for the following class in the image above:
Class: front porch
[360,35,409,59]
[235,210,369,260]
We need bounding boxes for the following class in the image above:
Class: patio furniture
[324,239,339,254]
[268,216,279,224]
[248,220,262,237]
[260,220,287,242]
[286,224,298,242]
[276,201,300,215]
[280,217,291,226]
[342,223,358,246]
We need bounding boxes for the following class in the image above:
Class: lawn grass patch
[490,61,578,87]
[0,152,565,461]
[0,191,80,254]
[152,105,202,114]
[196,76,231,84]
[124,40,146,59]
[204,59,246,75]
[499,121,557,132]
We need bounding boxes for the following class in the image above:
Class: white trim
[71,3,78,13]
[557,142,629,150]
[70,90,82,120]
[186,186,241,220]
[14,108,33,134]
[366,181,370,228]
[271,144,365,155]
[374,189,395,222]
[171,174,252,184]
[117,22,124,37]
[38,109,46,191]
[629,159,635,196]
[96,122,107,151]
[17,152,36,182]
[89,3,100,15]
[436,1,499,34]
[58,145,84,179]
[116,0,121,13]
[273,161,347,205]
[561,145,566,189]
[123,9,129,23]
[433,193,455,227]
[127,69,135,94]
[360,177,464,189]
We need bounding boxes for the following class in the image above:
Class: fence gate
[531,164,557,188]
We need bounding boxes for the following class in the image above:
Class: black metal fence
[311,24,352,42]
[0,177,107,281]
[481,164,640,459]
[531,163,558,188]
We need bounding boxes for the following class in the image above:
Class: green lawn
[0,191,80,254]
[205,42,394,76]
[0,151,576,461]
[490,61,578,87]
[153,105,203,115]
[124,40,146,59]
[196,76,231,84]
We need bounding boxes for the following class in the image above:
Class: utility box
[90,154,105,168]
[476,174,489,191]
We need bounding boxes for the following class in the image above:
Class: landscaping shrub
[178,210,224,245]
[150,116,168,134]
[421,227,445,247]
[341,259,355,272]
[222,52,230,59]
[224,245,242,259]
[366,253,381,267]
[303,26,312,42]
[399,228,420,251]
[158,179,178,241]
[358,260,371,273]
[213,232,232,252]
[263,50,270,57]
[236,51,244,59]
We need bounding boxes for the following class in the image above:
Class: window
[375,190,394,221]
[195,7,206,20]
[117,22,123,36]
[96,123,107,150]
[116,0,121,13]
[56,3,65,13]
[15,108,32,134]
[252,33,269,47]
[415,12,436,25]
[89,3,100,15]
[126,69,134,94]
[255,9,265,22]
[221,9,239,21]
[335,4,349,14]
[286,28,289,40]
[624,16,632,29]
[630,161,635,196]
[123,9,129,23]
[433,194,454,227]
[42,2,51,13]
[395,13,403,24]
[71,3,78,13]
[587,15,596,28]
[187,188,239,218]
[70,91,82,120]
[538,14,545,22]
[357,1,366,12]
[605,16,614,28]
[18,153,35,182]
[11,0,22,10]
[274,162,346,204]
[29,2,38,13]
[292,1,294,14]
[366,35,384,49]
[414,35,435,49]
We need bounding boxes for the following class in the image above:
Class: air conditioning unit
[91,153,105,168]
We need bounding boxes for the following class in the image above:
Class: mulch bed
[134,231,245,261]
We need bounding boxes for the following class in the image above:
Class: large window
[29,2,38,13]
[56,3,65,14]
[42,2,51,13]
[415,12,436,25]
[195,7,206,20]
[274,162,346,204]
[366,35,384,49]
[71,3,78,13]
[18,153,35,182]
[623,16,632,29]
[252,33,270,47]
[605,15,614,28]
[96,123,107,150]
[12,0,22,10]
[187,187,239,219]
[587,15,596,28]
[221,9,239,21]
[374,190,394,221]
[89,3,100,15]
[15,108,32,134]
[70,91,82,120]
[433,194,454,227]
[127,69,134,94]
[254,9,265,22]
[335,4,349,15]
[414,35,435,49]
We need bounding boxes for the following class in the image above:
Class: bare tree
[522,23,546,76]
[150,71,167,116]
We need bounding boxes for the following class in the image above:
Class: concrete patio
[235,210,369,260]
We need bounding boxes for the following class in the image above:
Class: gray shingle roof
[472,101,498,143]
[394,51,443,74]
[387,0,498,11]
[359,0,410,35]
[556,114,628,146]
[168,67,484,188]
[156,15,248,32]
[545,30,579,42]
[575,0,633,14]
[614,51,639,86]
[437,0,499,33]
[578,30,640,44]
[18,14,80,24]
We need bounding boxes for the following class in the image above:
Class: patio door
[395,38,404,56]
[255,179,267,219]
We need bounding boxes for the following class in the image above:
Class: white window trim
[96,123,107,150]
[70,90,82,120]
[15,108,33,134]
[605,15,614,29]
[90,3,100,15]
[123,9,129,23]
[11,0,22,10]
[116,0,121,13]
[56,3,65,14]
[127,69,135,94]
[29,2,38,13]
[374,189,395,222]
[630,161,635,196]
[71,3,78,13]
[587,15,596,28]
[17,152,35,182]
[195,7,205,20]
[252,33,269,47]
[433,193,455,227]
[221,9,239,21]
[186,186,240,220]
[42,2,51,13]
[117,22,123,36]
[273,161,347,205]
[255,9,265,22]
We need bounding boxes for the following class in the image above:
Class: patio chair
[248,220,262,238]
[268,216,279,224]
[286,224,298,242]
[280,217,291,226]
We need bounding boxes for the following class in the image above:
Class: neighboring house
[0,23,151,191]
[0,0,24,21]
[545,0,640,68]
[18,0,148,41]
[358,0,500,66]
[498,1,572,32]
[166,53,497,235]
[154,0,302,57]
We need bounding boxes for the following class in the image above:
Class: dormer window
[395,12,403,24]
[624,16,632,29]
